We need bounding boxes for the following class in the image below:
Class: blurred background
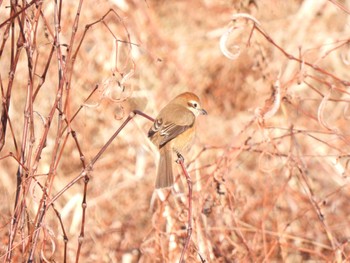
[1,0,350,262]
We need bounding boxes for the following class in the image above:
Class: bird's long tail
[156,144,174,188]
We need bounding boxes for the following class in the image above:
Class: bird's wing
[148,104,195,148]
[158,121,192,148]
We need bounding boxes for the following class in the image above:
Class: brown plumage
[148,92,207,188]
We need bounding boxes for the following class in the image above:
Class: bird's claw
[176,151,184,163]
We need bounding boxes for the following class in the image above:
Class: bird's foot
[175,151,184,164]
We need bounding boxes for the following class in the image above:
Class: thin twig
[176,153,193,263]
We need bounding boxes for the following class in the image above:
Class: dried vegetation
[1,0,350,262]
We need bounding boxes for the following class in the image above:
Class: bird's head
[173,92,207,117]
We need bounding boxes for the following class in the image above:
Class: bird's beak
[200,108,208,115]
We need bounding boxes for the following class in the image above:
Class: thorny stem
[52,205,68,263]
[252,25,350,86]
[0,0,41,29]
[63,0,84,132]
[27,0,66,260]
[25,110,153,262]
[71,129,88,263]
[1,3,141,262]
[176,153,193,263]
[5,1,29,260]
[44,110,154,214]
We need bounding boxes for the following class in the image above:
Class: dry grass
[1,0,350,262]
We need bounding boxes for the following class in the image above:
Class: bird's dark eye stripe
[188,101,198,108]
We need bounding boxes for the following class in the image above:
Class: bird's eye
[193,103,198,108]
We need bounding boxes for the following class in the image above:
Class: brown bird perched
[148,92,207,188]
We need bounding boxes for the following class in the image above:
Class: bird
[148,92,207,188]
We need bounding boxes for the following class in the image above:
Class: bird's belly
[172,128,195,153]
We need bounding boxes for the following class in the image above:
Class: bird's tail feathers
[155,144,174,188]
